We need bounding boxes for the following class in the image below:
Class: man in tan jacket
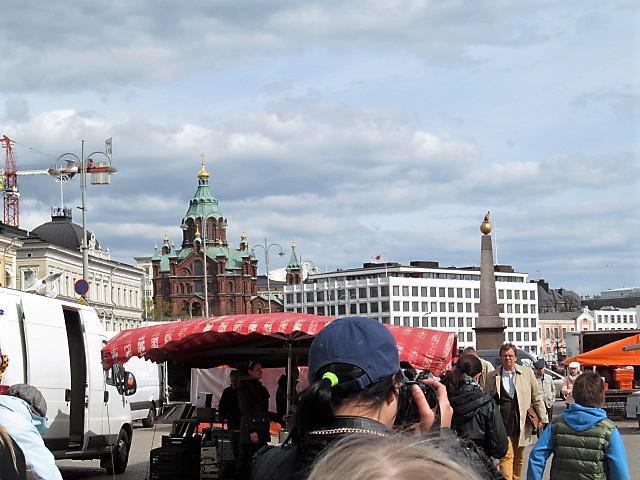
[485,343,548,480]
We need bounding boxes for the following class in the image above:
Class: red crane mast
[1,135,19,227]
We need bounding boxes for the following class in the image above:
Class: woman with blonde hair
[307,434,480,480]
[0,425,26,480]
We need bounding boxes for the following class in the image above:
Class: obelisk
[474,212,506,349]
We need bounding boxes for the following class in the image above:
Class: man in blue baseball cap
[253,316,454,480]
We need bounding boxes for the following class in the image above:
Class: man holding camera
[485,344,547,480]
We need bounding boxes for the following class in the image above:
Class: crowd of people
[0,314,632,480]
[223,316,631,480]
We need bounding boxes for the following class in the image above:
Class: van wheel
[104,428,130,475]
[142,405,156,428]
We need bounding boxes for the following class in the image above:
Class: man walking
[533,359,555,424]
[486,344,548,480]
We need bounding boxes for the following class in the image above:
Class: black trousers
[236,439,268,480]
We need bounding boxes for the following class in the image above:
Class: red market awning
[563,334,640,367]
[101,313,457,376]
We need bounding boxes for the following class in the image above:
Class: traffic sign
[77,297,89,306]
[74,279,89,296]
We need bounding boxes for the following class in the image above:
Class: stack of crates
[150,435,201,480]
[613,368,634,390]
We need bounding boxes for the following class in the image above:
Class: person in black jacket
[252,316,455,480]
[0,425,26,480]
[237,361,270,480]
[218,370,242,460]
[444,354,508,477]
[276,368,299,427]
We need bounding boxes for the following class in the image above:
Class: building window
[516,332,522,342]
[393,286,400,296]
[449,318,455,328]
[412,286,419,296]
[402,286,409,296]
[465,303,472,313]
[440,302,446,312]
[457,303,464,312]
[421,287,428,297]
[466,317,473,327]
[393,301,400,311]
[421,301,428,311]
[508,332,514,341]
[523,318,529,327]
[531,305,536,314]
[498,290,504,299]
[458,318,464,328]
[448,288,454,297]
[530,291,536,301]
[306,292,314,302]
[370,302,379,313]
[317,291,325,301]
[338,305,346,315]
[466,332,473,342]
[413,317,420,327]
[474,289,480,298]
[403,301,410,312]
[359,303,368,314]
[524,332,529,341]
[369,286,379,298]
[430,287,437,297]
[412,302,419,312]
[439,287,445,297]
[458,332,464,342]
[421,317,429,328]
[523,304,529,313]
[381,286,389,296]
[359,287,367,298]
[532,332,537,341]
[465,288,471,298]
[508,318,513,328]
[514,290,520,300]
[531,318,536,328]
[506,290,512,300]
[350,304,357,314]
[381,301,390,312]
[439,317,446,328]
[317,306,325,315]
[523,290,528,300]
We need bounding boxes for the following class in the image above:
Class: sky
[1,1,638,296]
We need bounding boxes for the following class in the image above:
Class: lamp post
[181,216,213,317]
[56,140,116,292]
[252,237,285,313]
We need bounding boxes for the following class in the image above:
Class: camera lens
[394,381,438,426]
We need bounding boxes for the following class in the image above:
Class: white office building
[592,307,638,330]
[283,261,540,354]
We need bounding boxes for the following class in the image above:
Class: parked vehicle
[0,288,137,474]
[125,356,167,428]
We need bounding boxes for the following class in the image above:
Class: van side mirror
[124,372,137,396]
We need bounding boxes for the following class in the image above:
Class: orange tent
[563,334,640,367]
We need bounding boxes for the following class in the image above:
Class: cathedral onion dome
[286,241,300,270]
[198,160,210,179]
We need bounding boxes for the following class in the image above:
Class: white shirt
[501,368,516,398]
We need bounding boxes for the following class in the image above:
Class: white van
[0,288,136,474]
[125,355,167,427]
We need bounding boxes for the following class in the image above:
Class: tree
[149,298,174,320]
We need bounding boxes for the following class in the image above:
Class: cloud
[0,1,578,94]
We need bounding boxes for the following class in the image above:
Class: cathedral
[151,162,278,317]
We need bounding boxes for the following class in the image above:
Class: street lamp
[56,140,116,292]
[252,238,285,314]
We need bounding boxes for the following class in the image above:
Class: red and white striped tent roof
[101,313,457,376]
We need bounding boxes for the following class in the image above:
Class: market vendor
[218,370,242,460]
[237,361,270,480]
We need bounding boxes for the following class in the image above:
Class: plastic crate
[617,380,633,390]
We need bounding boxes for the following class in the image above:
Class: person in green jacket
[527,371,630,480]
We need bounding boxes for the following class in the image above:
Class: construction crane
[1,135,77,227]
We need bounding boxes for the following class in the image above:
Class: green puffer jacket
[550,416,615,480]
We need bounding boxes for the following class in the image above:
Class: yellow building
[13,208,144,331]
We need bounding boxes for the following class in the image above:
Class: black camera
[395,380,438,426]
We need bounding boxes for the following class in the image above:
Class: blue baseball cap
[308,316,400,390]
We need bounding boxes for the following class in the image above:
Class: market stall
[563,334,640,420]
[102,313,458,479]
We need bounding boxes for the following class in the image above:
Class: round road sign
[74,279,89,296]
